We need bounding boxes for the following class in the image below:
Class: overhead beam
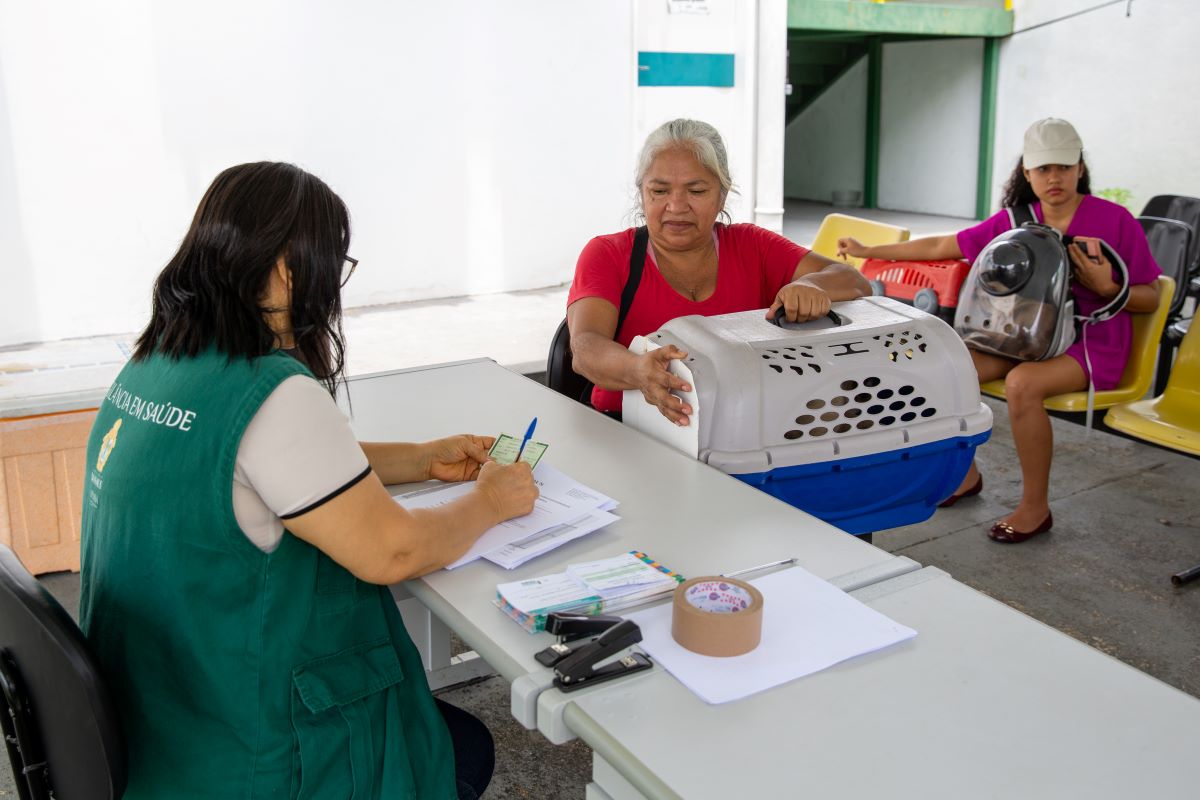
[789,1,1013,38]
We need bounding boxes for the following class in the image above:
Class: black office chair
[546,319,594,405]
[0,546,125,800]
[1141,195,1200,277]
[1139,216,1196,395]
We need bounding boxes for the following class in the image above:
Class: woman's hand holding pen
[476,461,539,522]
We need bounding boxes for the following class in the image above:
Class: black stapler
[543,617,652,693]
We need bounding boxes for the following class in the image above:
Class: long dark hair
[134,162,350,393]
[999,155,1091,208]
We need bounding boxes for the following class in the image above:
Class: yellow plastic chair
[1104,316,1200,455]
[809,213,910,268]
[980,276,1175,410]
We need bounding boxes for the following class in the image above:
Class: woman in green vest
[80,162,539,799]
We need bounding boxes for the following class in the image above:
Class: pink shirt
[956,195,1160,389]
[568,223,809,412]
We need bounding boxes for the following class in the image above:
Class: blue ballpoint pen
[517,417,538,460]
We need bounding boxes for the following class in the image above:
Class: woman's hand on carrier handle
[633,346,694,426]
[836,237,869,260]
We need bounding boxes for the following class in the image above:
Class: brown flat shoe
[988,512,1053,544]
[938,474,983,508]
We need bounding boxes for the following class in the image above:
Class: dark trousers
[436,699,495,800]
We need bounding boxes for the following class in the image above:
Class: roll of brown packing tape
[671,576,764,657]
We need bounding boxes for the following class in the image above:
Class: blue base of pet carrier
[730,430,991,536]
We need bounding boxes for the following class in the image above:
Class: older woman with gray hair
[567,118,869,423]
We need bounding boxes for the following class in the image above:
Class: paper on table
[393,464,619,570]
[566,552,678,593]
[622,335,699,458]
[626,567,917,704]
[483,510,621,570]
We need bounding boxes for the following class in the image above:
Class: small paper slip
[566,552,678,594]
[626,567,917,704]
[489,433,548,469]
[483,510,621,570]
[495,551,684,632]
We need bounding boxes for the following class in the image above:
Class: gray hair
[633,119,734,222]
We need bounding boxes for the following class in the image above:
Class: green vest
[79,349,456,800]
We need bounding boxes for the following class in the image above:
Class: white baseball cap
[1023,118,1083,169]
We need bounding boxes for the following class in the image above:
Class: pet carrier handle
[771,306,843,329]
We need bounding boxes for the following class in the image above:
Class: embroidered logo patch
[96,418,122,473]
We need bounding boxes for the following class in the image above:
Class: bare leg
[1000,355,1087,530]
[948,350,1019,496]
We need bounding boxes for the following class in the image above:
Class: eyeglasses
[340,255,359,288]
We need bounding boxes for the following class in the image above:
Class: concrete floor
[3,201,1198,797]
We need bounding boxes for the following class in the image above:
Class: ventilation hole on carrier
[809,427,828,437]
[918,343,928,352]
[921,408,937,418]
[880,416,896,426]
[796,414,815,424]
[901,412,917,422]
[899,385,914,395]
[899,338,908,345]
[863,377,881,387]
[905,349,915,359]
[801,352,815,359]
[767,349,778,354]
[963,315,972,324]
[820,411,838,422]
[1004,323,1014,334]
[790,366,805,376]
[833,423,851,433]
[840,380,858,391]
[856,420,874,430]
[889,401,905,411]
[911,396,926,407]
[888,352,898,362]
[769,365,782,373]
[868,404,884,414]
[782,354,795,360]
[784,347,796,351]
[762,354,771,360]
[811,364,822,373]
[877,389,894,399]
[844,408,863,419]
[784,430,803,440]
[983,319,991,328]
[854,392,872,403]
[831,396,849,407]
[806,399,825,409]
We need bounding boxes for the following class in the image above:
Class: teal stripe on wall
[637,52,735,87]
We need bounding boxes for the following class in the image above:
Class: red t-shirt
[567,223,809,411]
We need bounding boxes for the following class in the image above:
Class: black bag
[546,227,649,404]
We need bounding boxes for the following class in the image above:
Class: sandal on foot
[938,474,983,508]
[987,512,1053,544]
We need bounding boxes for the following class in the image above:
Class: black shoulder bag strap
[615,226,649,340]
[569,226,649,404]
[1006,204,1037,228]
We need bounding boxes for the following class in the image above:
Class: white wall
[782,57,867,204]
[878,38,983,218]
[632,0,772,228]
[993,0,1200,215]
[0,1,636,347]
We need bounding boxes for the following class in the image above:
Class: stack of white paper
[627,567,917,704]
[392,464,619,570]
